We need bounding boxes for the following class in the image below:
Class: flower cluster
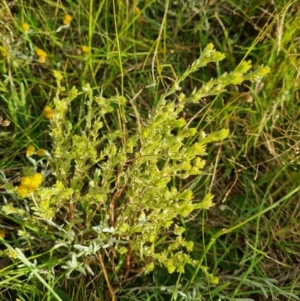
[36,48,47,64]
[26,145,36,156]
[26,145,47,157]
[17,173,43,198]
[63,14,72,25]
[44,105,53,119]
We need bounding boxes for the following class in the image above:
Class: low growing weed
[1,42,269,300]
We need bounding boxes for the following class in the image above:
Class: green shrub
[2,43,269,294]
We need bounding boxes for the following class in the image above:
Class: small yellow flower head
[81,45,89,54]
[22,22,30,32]
[18,173,43,197]
[63,14,72,25]
[38,56,47,64]
[37,148,45,156]
[44,105,53,119]
[36,48,47,58]
[26,145,36,156]
[17,184,29,198]
[36,48,47,63]
[30,173,43,189]
[21,176,32,187]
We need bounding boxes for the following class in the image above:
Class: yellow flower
[36,48,47,63]
[81,45,89,53]
[37,149,45,156]
[0,229,5,239]
[36,48,47,58]
[32,173,43,185]
[43,105,53,119]
[29,173,43,189]
[22,22,30,32]
[18,173,43,197]
[17,185,29,198]
[63,14,72,25]
[26,145,36,156]
[21,176,32,187]
[37,56,47,64]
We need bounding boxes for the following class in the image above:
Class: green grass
[1,0,300,300]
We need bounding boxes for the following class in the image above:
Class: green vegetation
[0,0,299,300]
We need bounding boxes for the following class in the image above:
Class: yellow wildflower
[81,45,89,53]
[37,149,45,156]
[17,173,43,197]
[63,14,72,25]
[36,48,47,63]
[21,176,32,187]
[22,22,30,32]
[26,145,36,156]
[36,48,47,58]
[37,56,47,64]
[17,185,29,198]
[31,173,43,188]
[43,105,53,119]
